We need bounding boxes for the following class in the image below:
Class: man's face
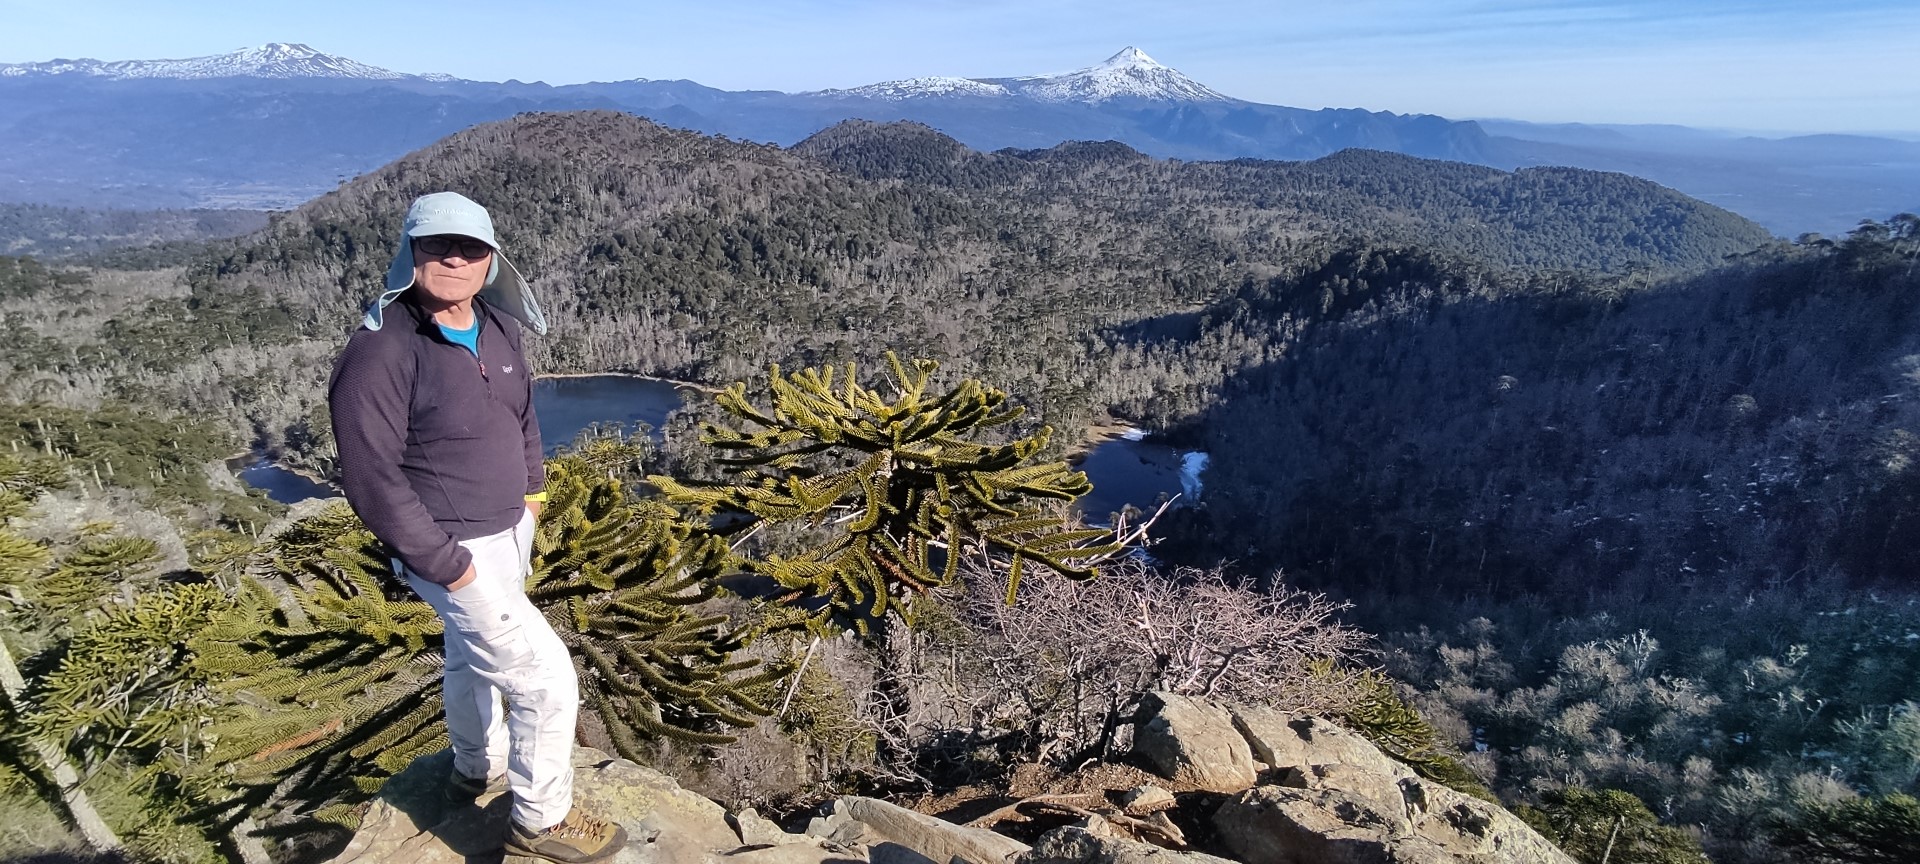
[411,234,493,308]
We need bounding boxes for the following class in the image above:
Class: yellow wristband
[524,492,549,503]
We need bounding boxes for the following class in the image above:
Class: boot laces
[543,810,613,842]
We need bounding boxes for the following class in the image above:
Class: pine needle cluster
[650,353,1119,632]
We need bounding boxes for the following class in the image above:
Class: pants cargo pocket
[442,589,536,675]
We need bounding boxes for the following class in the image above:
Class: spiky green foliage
[1770,792,1920,864]
[188,517,444,817]
[0,529,51,803]
[1516,787,1709,864]
[194,452,792,826]
[33,536,160,614]
[1341,669,1499,803]
[532,455,794,756]
[0,452,67,521]
[30,583,232,774]
[0,530,51,603]
[9,583,234,864]
[184,530,257,589]
[0,516,129,856]
[650,353,1119,631]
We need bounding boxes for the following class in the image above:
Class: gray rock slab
[1213,785,1409,864]
[838,795,1031,864]
[1214,781,1577,864]
[1134,692,1259,793]
[734,806,812,846]
[1407,787,1575,864]
[1020,826,1240,864]
[1119,785,1176,815]
[1227,707,1409,780]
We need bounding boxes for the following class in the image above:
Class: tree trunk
[0,637,123,853]
[229,817,274,864]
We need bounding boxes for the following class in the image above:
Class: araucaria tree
[651,353,1120,631]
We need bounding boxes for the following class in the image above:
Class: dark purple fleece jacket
[328,294,544,585]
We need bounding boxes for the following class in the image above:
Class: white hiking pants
[398,508,577,830]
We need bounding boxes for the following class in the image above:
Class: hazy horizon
[4,1,1917,137]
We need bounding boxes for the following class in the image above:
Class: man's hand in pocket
[447,564,478,592]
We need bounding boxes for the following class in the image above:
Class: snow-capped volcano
[997,47,1231,104]
[0,42,455,81]
[811,47,1232,104]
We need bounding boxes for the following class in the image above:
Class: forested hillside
[1173,221,1920,597]
[1129,221,1920,862]
[797,120,1770,272]
[5,111,1765,475]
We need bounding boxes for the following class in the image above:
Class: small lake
[231,459,336,505]
[534,375,688,455]
[238,375,1204,519]
[1074,430,1202,523]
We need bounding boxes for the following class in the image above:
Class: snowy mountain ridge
[807,47,1232,104]
[995,47,1233,104]
[0,42,456,81]
[824,76,1012,101]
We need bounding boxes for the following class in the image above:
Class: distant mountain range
[0,41,454,81]
[0,43,1913,235]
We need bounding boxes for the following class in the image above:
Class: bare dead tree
[948,556,1372,765]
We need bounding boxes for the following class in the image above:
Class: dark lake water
[232,459,336,505]
[238,375,1204,518]
[1074,429,1206,523]
[534,375,689,455]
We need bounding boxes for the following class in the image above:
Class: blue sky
[3,0,1916,133]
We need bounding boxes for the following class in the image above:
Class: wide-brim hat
[364,191,548,335]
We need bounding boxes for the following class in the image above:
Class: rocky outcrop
[327,696,1568,864]
[1228,708,1402,779]
[1131,693,1259,793]
[324,747,865,864]
[1212,779,1570,864]
[1129,698,1574,864]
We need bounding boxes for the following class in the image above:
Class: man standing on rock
[328,191,627,863]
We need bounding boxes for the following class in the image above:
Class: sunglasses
[414,236,494,259]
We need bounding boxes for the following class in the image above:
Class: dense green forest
[2,111,1916,862]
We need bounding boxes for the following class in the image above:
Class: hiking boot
[504,809,628,863]
[446,769,508,803]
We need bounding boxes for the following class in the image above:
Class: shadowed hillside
[1168,221,1920,598]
